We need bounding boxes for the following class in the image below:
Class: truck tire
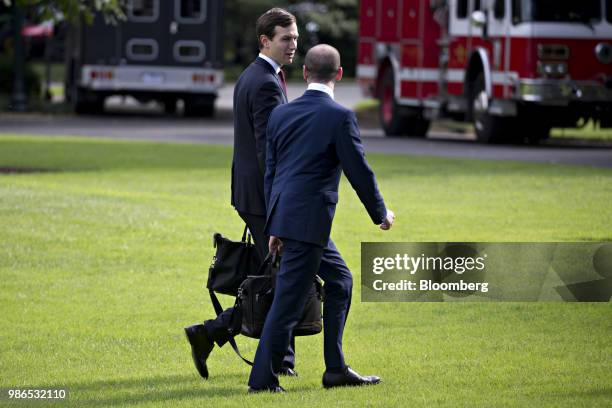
[74,88,104,115]
[379,68,405,135]
[404,112,431,137]
[379,67,429,137]
[184,96,215,118]
[163,98,177,115]
[471,73,508,143]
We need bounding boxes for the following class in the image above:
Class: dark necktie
[278,69,288,96]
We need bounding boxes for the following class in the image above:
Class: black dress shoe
[184,324,214,379]
[248,386,286,394]
[322,366,381,388]
[277,367,298,377]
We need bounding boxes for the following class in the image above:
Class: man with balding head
[247,44,395,393]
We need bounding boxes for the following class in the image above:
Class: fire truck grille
[537,44,570,60]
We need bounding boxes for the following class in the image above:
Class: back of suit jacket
[264,90,387,247]
[232,57,288,216]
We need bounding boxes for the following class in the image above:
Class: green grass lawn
[550,120,612,140]
[0,135,610,407]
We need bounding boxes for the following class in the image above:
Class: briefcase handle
[254,252,279,277]
[213,225,253,248]
[241,225,253,244]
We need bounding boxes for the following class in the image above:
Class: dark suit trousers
[248,238,352,389]
[203,211,296,368]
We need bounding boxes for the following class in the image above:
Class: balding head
[304,44,341,83]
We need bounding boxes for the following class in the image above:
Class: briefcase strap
[241,225,253,244]
[208,289,253,366]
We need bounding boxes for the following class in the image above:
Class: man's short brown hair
[256,8,296,50]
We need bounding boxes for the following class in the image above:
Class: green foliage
[223,0,361,78]
[293,0,359,77]
[224,0,279,66]
[30,61,65,83]
[0,55,41,97]
[10,0,126,24]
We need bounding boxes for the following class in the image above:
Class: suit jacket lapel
[255,57,288,103]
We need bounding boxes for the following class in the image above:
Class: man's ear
[335,67,343,82]
[260,35,269,49]
[303,65,308,81]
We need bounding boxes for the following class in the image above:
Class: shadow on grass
[0,167,59,174]
[0,137,232,173]
[30,372,252,405]
[551,387,612,399]
[2,134,611,178]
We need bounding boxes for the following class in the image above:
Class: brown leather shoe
[322,366,381,388]
[184,324,214,379]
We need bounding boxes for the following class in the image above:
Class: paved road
[1,82,610,168]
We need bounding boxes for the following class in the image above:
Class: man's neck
[307,82,335,99]
[258,52,282,71]
[308,81,334,91]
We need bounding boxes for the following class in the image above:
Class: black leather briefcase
[207,226,261,297]
[234,253,323,339]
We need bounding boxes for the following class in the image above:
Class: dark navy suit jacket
[264,89,387,247]
[231,57,288,216]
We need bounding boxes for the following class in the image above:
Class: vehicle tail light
[192,73,215,83]
[90,70,114,80]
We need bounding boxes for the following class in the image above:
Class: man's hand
[269,235,284,254]
[380,209,395,230]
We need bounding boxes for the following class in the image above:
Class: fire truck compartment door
[487,0,510,38]
[379,0,400,42]
[486,0,511,72]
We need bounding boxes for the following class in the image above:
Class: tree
[3,0,125,111]
[224,0,278,67]
[288,0,359,77]
[223,1,360,78]
[5,0,125,24]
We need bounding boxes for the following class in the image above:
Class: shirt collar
[258,53,281,74]
[307,83,334,100]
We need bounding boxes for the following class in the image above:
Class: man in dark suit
[185,8,299,379]
[248,44,395,393]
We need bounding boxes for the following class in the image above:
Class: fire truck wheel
[471,73,508,143]
[404,114,431,137]
[379,68,410,136]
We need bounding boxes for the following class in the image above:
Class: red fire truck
[357,0,612,143]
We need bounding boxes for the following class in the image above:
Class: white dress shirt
[307,82,335,100]
[258,53,281,74]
